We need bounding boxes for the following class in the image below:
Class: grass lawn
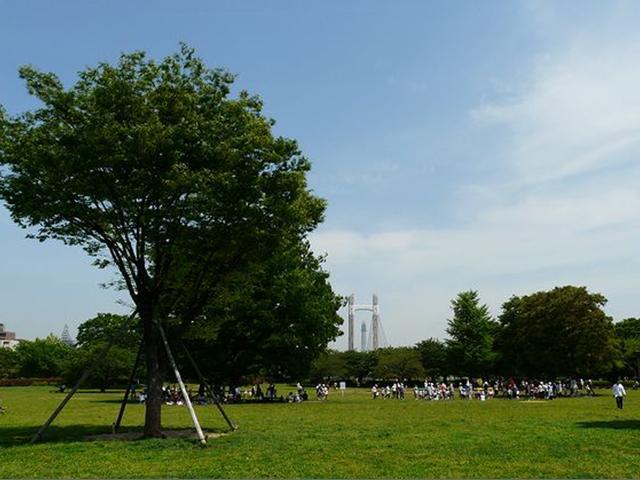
[0,386,639,478]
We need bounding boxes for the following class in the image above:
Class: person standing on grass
[612,380,626,409]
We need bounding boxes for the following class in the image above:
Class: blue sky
[2,1,640,347]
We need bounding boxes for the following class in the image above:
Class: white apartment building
[0,323,22,349]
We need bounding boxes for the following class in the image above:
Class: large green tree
[445,290,497,377]
[0,46,339,436]
[496,286,621,377]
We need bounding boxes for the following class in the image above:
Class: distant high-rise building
[360,321,368,352]
[0,323,22,349]
[60,324,75,346]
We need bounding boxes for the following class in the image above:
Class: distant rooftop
[0,324,16,340]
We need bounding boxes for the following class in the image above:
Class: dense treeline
[0,314,140,388]
[2,285,638,386]
[0,304,341,388]
[311,286,639,383]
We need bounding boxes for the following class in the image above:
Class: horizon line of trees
[312,286,640,383]
[0,309,340,389]
[3,285,639,387]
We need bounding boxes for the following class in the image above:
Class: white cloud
[471,41,640,184]
[316,21,640,348]
[314,214,640,348]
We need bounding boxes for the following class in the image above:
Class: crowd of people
[135,385,191,405]
[128,380,349,405]
[134,382,284,405]
[132,381,341,405]
[125,376,634,409]
[283,382,331,402]
[371,377,604,402]
[371,382,407,399]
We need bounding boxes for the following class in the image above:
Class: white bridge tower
[347,293,383,351]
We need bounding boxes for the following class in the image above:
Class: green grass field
[0,386,639,478]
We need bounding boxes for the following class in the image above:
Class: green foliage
[309,350,379,382]
[0,348,18,378]
[614,317,640,340]
[496,286,622,378]
[415,337,448,378]
[62,345,137,392]
[310,350,348,380]
[181,240,343,384]
[76,313,141,349]
[373,347,424,380]
[0,45,328,310]
[343,350,378,380]
[12,335,73,378]
[62,313,142,391]
[445,290,497,376]
[614,318,640,376]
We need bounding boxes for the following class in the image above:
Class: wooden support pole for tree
[113,338,144,433]
[30,360,95,444]
[30,309,138,444]
[180,342,237,431]
[156,321,207,445]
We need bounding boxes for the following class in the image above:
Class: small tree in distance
[13,336,73,378]
[415,337,448,379]
[63,313,142,392]
[374,347,424,380]
[445,290,497,377]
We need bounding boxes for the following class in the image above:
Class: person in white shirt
[612,380,626,409]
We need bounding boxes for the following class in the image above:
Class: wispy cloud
[471,41,640,184]
[315,10,640,347]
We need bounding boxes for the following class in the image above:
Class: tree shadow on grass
[0,424,228,449]
[576,420,640,430]
[0,424,115,447]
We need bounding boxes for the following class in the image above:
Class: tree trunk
[141,304,163,437]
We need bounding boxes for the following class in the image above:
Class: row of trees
[310,348,423,382]
[312,286,640,382]
[0,305,344,389]
[3,285,638,388]
[0,314,139,389]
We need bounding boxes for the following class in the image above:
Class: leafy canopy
[445,290,497,376]
[496,285,621,377]
[0,44,326,316]
[13,335,73,378]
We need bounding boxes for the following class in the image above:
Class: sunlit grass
[0,386,638,478]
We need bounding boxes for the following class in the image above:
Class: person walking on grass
[612,380,626,410]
